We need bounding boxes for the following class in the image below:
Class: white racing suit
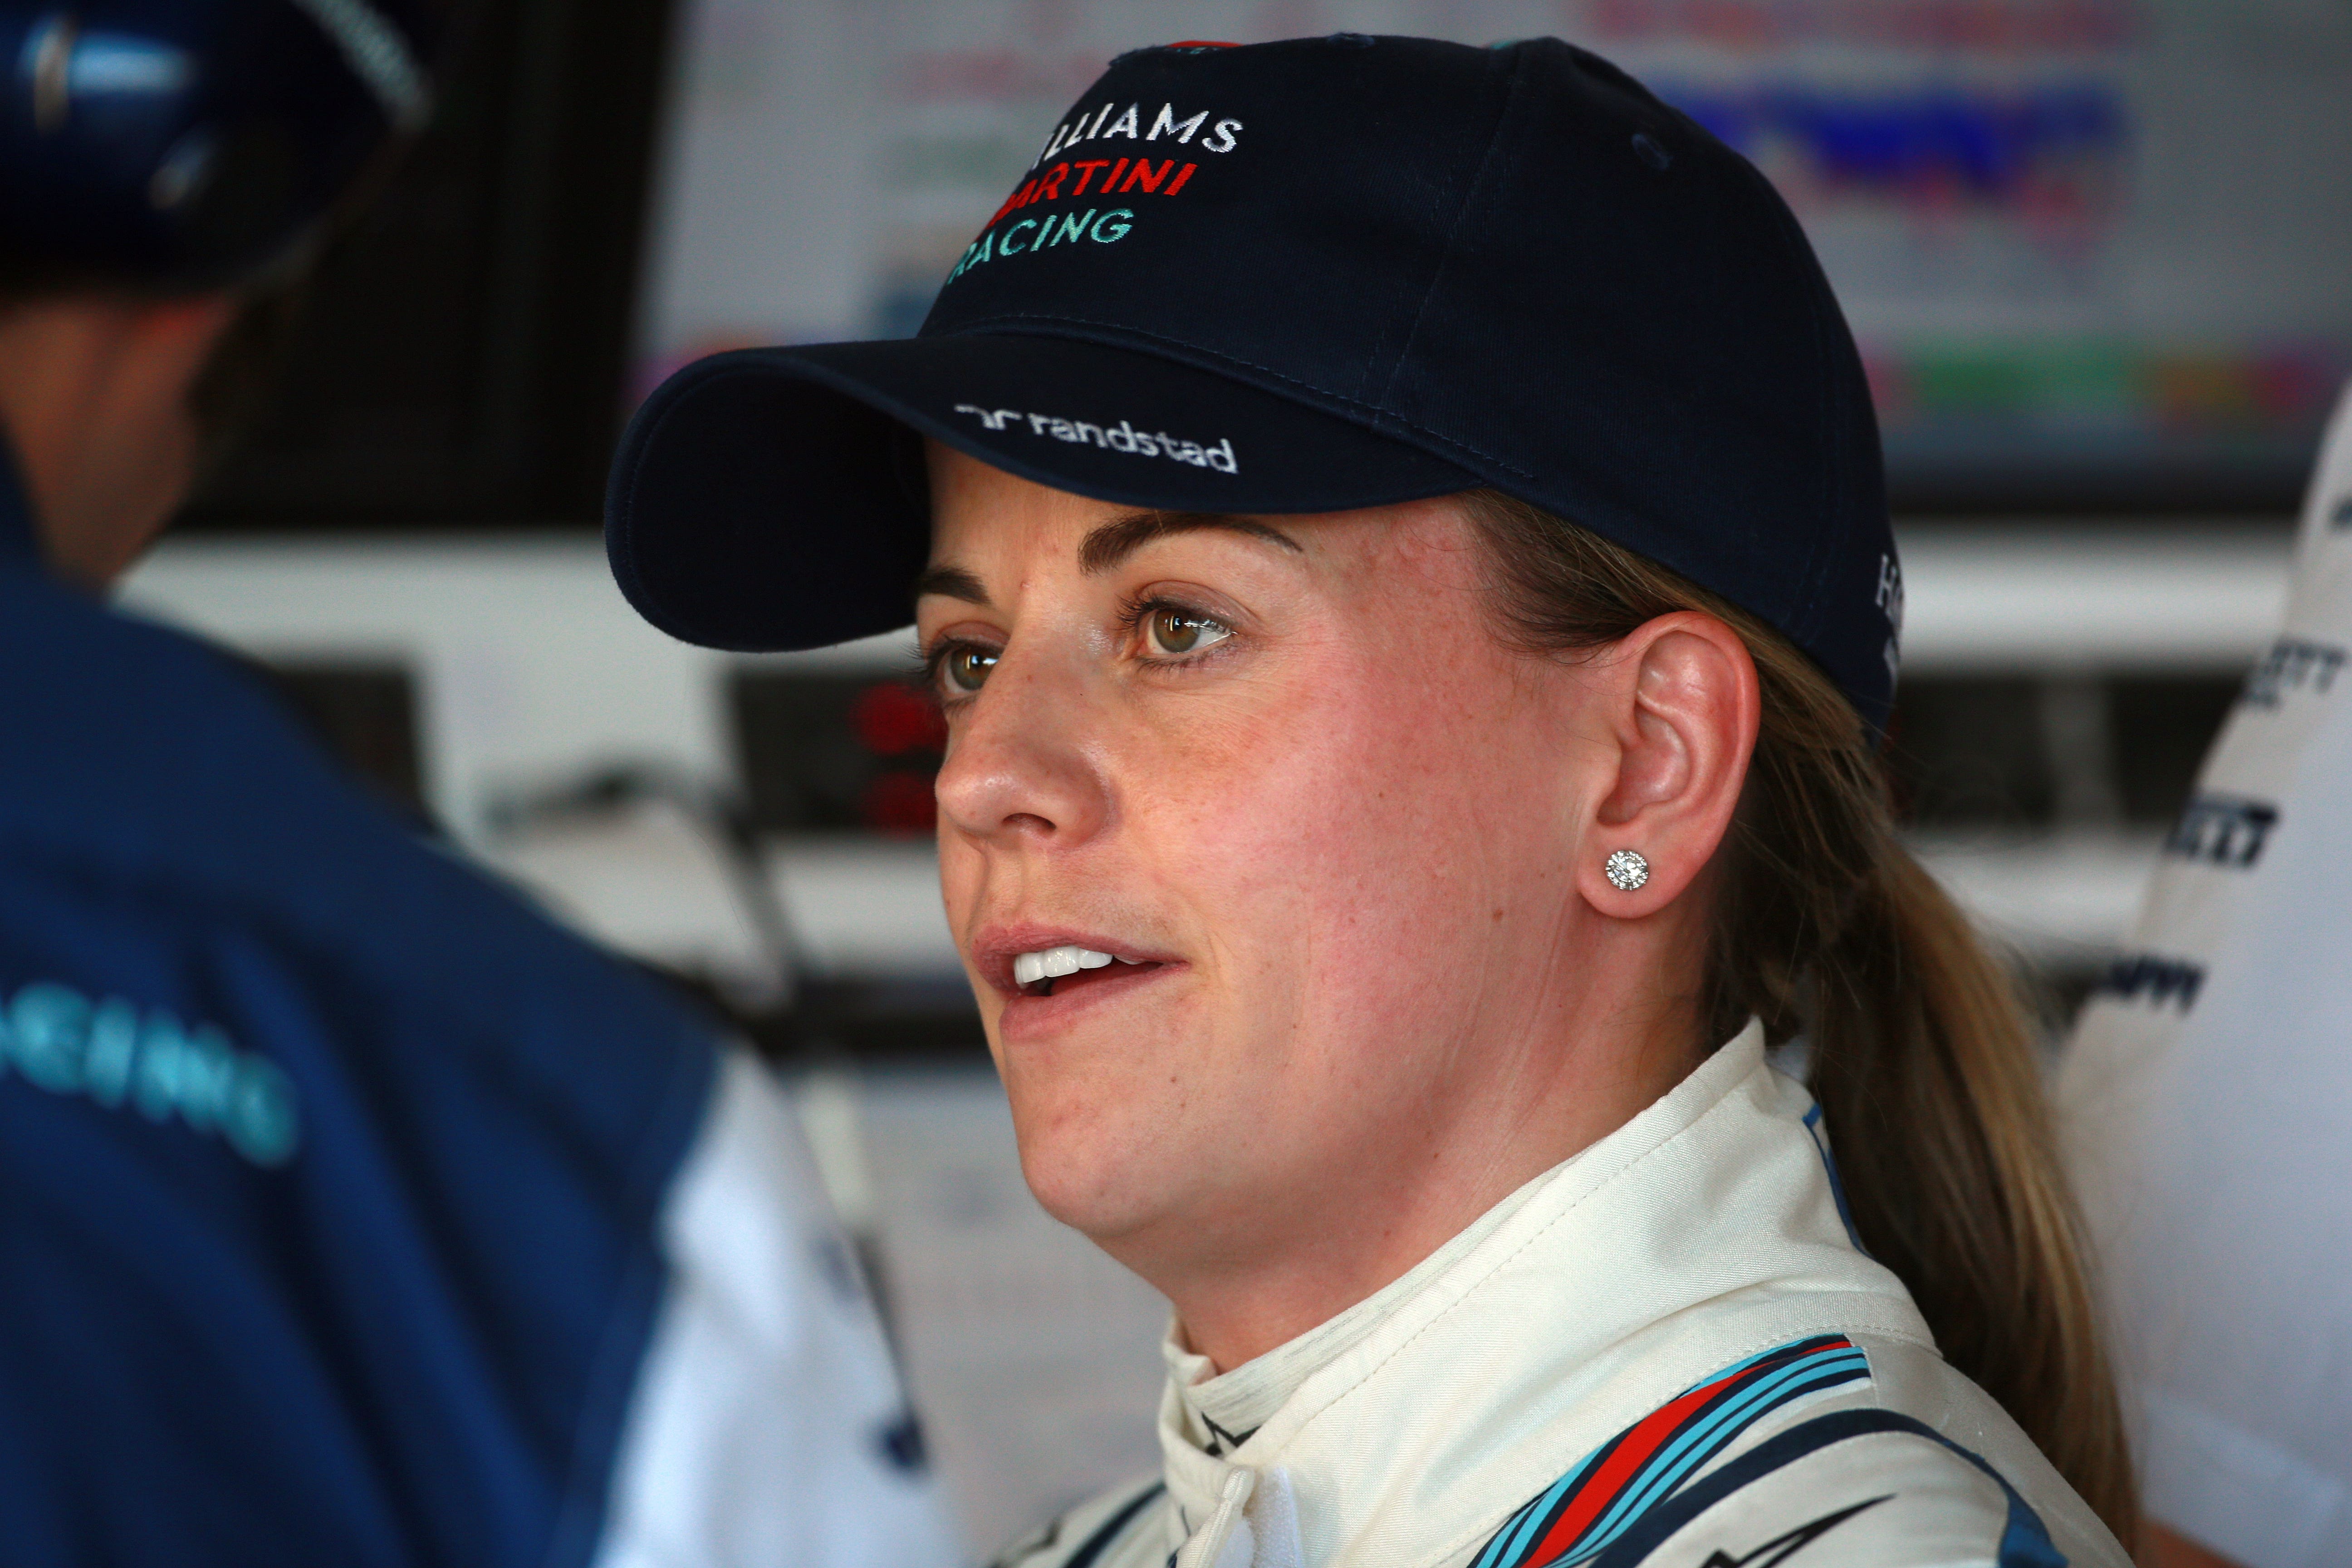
[2058,385,2352,1563]
[995,1023,2128,1568]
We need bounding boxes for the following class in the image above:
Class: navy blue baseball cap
[608,34,1903,730]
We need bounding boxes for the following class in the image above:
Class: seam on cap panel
[1367,40,1531,416]
[936,313,1538,480]
[1348,45,1519,408]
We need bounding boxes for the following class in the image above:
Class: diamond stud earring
[1603,849,1650,892]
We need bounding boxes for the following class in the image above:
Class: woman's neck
[1143,988,1710,1375]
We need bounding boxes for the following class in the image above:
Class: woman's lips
[975,926,1181,997]
[1011,943,1146,994]
[994,957,1182,1037]
[1015,957,1166,999]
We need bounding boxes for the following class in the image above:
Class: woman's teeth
[1011,946,1139,988]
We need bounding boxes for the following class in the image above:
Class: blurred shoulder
[0,564,702,1057]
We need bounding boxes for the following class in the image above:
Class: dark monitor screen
[181,0,678,530]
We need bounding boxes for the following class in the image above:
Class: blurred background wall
[115,0,2352,1554]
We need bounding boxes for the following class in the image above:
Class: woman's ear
[1573,611,1760,917]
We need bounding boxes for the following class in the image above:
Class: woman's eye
[939,645,997,693]
[1146,607,1232,657]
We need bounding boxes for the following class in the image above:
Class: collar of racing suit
[1147,1020,1935,1568]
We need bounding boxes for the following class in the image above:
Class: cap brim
[606,333,1477,652]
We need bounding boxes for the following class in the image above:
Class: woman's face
[921,445,1710,1306]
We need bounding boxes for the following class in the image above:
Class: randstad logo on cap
[953,404,1239,473]
[946,97,1245,284]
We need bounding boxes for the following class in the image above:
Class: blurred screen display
[733,671,947,835]
[636,0,2352,507]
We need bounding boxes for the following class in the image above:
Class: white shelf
[118,528,2240,980]
[1895,524,2290,673]
[1909,828,2162,962]
[481,807,958,986]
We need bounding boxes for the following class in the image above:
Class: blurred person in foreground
[2061,385,2352,1568]
[0,3,952,1564]
[608,36,2136,1566]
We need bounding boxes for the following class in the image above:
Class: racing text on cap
[947,99,1243,284]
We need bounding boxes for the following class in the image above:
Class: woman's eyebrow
[915,564,990,605]
[1079,510,1303,575]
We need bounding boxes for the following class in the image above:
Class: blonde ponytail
[1463,491,2136,1543]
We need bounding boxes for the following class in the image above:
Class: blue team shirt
[0,464,720,1566]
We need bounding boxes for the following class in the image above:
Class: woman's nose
[933,651,1108,848]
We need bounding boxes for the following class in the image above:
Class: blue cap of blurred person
[0,0,446,585]
[0,0,444,291]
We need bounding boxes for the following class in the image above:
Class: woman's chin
[1015,1139,1178,1244]
[1003,1080,1202,1245]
